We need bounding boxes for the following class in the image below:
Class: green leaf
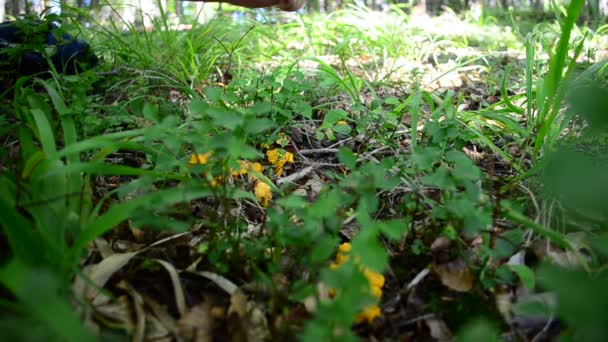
[54,130,147,159]
[494,229,523,260]
[311,236,340,263]
[379,219,410,241]
[447,150,481,182]
[30,108,56,155]
[412,147,442,170]
[251,101,272,115]
[422,165,453,189]
[70,187,212,264]
[293,102,313,119]
[351,229,387,272]
[143,102,160,123]
[208,109,242,130]
[46,162,165,178]
[0,260,94,342]
[22,151,46,180]
[332,123,352,135]
[457,319,500,342]
[324,129,336,141]
[308,190,342,219]
[512,296,553,318]
[289,281,316,302]
[189,100,210,116]
[277,195,309,209]
[337,148,357,169]
[315,130,324,141]
[228,189,258,202]
[538,264,608,341]
[321,109,348,128]
[384,97,400,105]
[507,264,535,289]
[244,118,275,135]
[204,87,223,102]
[0,184,44,265]
[41,81,70,116]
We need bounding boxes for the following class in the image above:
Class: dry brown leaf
[153,259,187,316]
[292,188,307,197]
[317,282,332,302]
[94,295,134,331]
[193,271,238,295]
[425,317,453,341]
[226,288,270,342]
[77,233,193,311]
[144,296,179,337]
[304,174,325,201]
[433,259,474,292]
[276,165,314,186]
[117,281,146,342]
[303,295,317,314]
[177,302,213,342]
[430,236,452,252]
[144,319,173,342]
[83,252,139,303]
[495,288,513,324]
[94,238,114,258]
[463,146,485,163]
[246,305,270,342]
[406,267,431,291]
[531,235,590,269]
[229,289,249,319]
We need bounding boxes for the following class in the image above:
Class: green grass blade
[525,35,534,131]
[29,108,56,156]
[70,186,212,263]
[0,260,94,341]
[0,183,44,266]
[533,0,584,155]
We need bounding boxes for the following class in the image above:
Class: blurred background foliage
[2,0,608,28]
[1,0,608,341]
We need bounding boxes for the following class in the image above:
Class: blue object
[0,20,98,76]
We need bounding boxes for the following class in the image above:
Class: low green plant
[2,4,607,341]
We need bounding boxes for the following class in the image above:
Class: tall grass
[528,0,585,157]
[1,3,601,340]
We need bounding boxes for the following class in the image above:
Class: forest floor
[2,7,608,342]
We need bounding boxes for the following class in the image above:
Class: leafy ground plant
[1,3,608,341]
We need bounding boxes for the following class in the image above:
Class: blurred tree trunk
[10,0,26,17]
[327,0,337,11]
[175,0,183,17]
[0,0,4,21]
[587,0,600,20]
[425,0,442,14]
[193,1,207,23]
[307,0,316,13]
